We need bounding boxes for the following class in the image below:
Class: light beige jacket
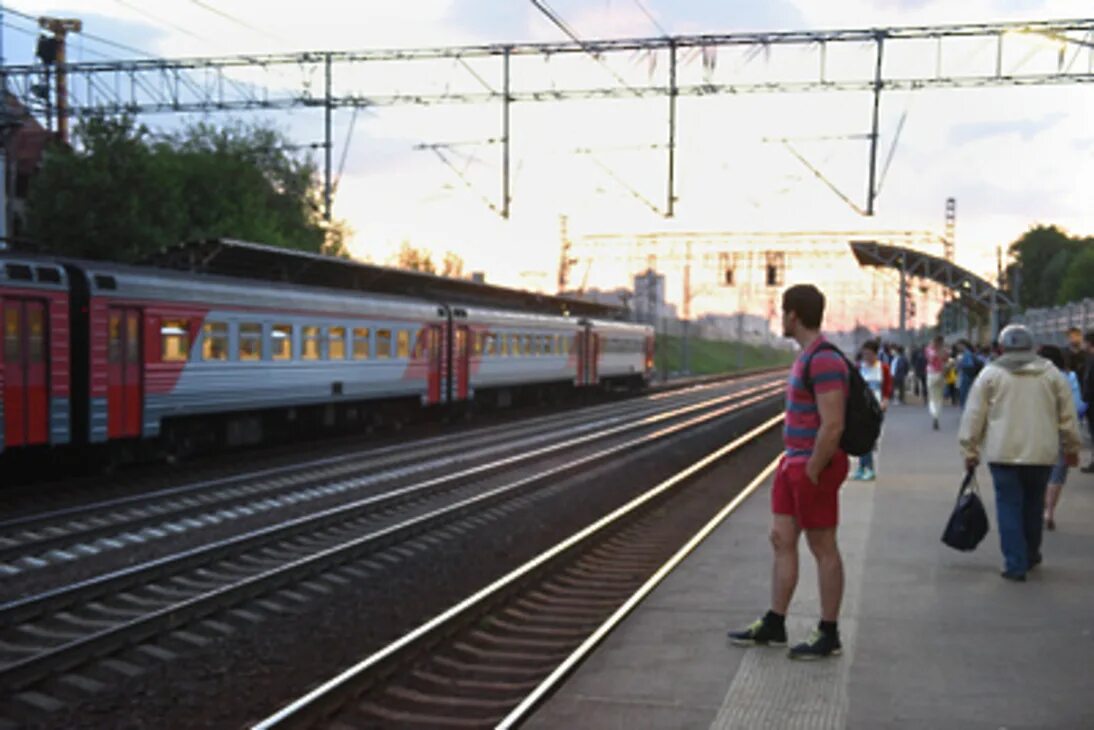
[958,352,1082,466]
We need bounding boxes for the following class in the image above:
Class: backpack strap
[802,341,845,394]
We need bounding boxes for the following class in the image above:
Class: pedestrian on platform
[892,346,909,404]
[912,345,928,399]
[1080,330,1094,473]
[851,340,891,481]
[1037,345,1086,531]
[958,325,1081,581]
[1065,326,1086,375]
[957,340,980,409]
[926,335,946,430]
[728,283,849,659]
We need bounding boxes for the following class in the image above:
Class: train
[0,253,654,462]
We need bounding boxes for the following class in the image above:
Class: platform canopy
[144,238,622,319]
[849,240,1016,311]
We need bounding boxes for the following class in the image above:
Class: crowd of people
[729,284,1089,660]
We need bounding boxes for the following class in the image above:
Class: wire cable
[4,3,157,58]
[188,0,290,45]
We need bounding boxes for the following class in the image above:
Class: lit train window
[396,330,410,359]
[484,333,496,356]
[28,307,45,363]
[239,323,262,361]
[541,336,550,355]
[161,320,190,362]
[473,332,484,356]
[353,328,370,359]
[4,306,20,361]
[271,324,293,361]
[202,322,228,361]
[509,334,520,356]
[302,326,321,361]
[524,335,534,356]
[376,329,392,358]
[330,327,346,360]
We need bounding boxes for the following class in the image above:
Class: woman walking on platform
[926,335,946,430]
[852,340,891,481]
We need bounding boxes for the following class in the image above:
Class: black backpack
[803,342,884,457]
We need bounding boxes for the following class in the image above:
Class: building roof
[143,238,623,318]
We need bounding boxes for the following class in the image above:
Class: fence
[1013,299,1094,346]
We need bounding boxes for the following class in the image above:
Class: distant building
[633,269,666,325]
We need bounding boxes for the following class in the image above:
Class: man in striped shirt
[729,284,850,660]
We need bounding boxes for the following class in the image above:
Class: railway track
[253,417,784,729]
[0,372,779,583]
[0,378,783,709]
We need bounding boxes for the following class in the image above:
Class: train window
[329,327,346,360]
[161,319,190,362]
[541,336,550,355]
[5,264,32,281]
[30,315,46,362]
[302,326,321,361]
[483,333,495,356]
[4,306,20,361]
[376,329,392,359]
[271,324,293,361]
[36,267,62,284]
[396,330,410,359]
[473,332,484,356]
[108,312,121,363]
[93,274,117,290]
[353,328,370,360]
[524,335,534,356]
[508,334,520,357]
[202,322,229,361]
[239,323,262,361]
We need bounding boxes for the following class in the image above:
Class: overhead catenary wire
[188,0,291,46]
[4,3,158,58]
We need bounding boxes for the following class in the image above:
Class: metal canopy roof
[849,240,1016,310]
[143,238,621,318]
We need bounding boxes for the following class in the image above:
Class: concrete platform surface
[526,400,1094,730]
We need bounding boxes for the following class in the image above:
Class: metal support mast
[866,32,884,216]
[502,47,511,219]
[323,53,333,222]
[667,40,677,218]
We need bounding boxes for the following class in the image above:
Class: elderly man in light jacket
[958,324,1082,581]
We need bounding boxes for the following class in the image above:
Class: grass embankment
[655,334,794,376]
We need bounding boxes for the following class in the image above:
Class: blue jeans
[859,451,874,471]
[988,464,1052,575]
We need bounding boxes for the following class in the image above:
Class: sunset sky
[4,1,1092,322]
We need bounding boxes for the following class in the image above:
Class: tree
[1058,244,1094,304]
[440,251,465,278]
[1007,225,1075,308]
[27,115,344,262]
[392,242,436,274]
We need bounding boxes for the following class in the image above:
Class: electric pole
[37,16,82,144]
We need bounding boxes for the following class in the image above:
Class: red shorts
[771,452,849,529]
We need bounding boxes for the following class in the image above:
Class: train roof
[144,238,624,320]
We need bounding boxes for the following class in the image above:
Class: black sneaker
[788,628,842,660]
[1001,570,1026,582]
[727,617,787,647]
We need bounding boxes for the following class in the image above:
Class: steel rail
[0,375,775,567]
[251,414,785,729]
[0,385,782,691]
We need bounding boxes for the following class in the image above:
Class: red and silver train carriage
[0,251,654,460]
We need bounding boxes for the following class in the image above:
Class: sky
[3,0,1092,323]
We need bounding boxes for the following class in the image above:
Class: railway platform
[526,400,1094,730]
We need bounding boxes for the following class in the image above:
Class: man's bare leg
[771,514,801,614]
[805,527,843,621]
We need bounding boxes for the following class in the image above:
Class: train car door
[426,324,443,405]
[3,298,50,446]
[575,331,586,386]
[453,325,471,401]
[107,307,143,438]
[587,331,600,385]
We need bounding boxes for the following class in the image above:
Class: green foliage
[1058,245,1094,304]
[654,334,794,376]
[27,115,342,262]
[1007,225,1080,308]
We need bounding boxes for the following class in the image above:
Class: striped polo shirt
[784,336,850,462]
